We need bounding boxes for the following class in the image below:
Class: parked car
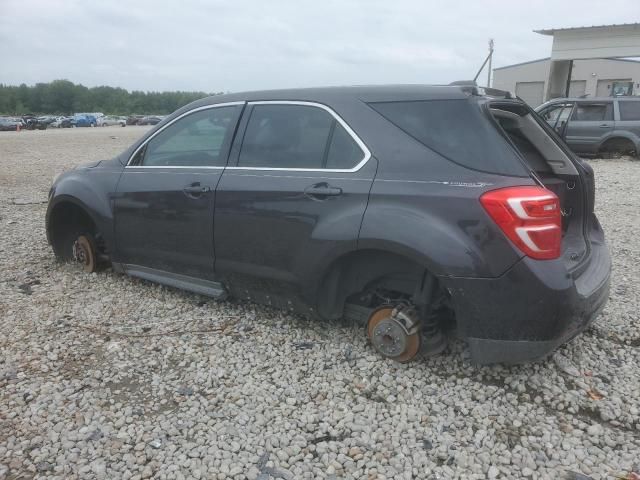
[23,116,48,130]
[50,116,74,128]
[72,114,97,127]
[126,115,145,125]
[37,116,57,127]
[0,117,20,131]
[98,115,126,127]
[137,115,163,126]
[536,97,640,157]
[46,85,610,364]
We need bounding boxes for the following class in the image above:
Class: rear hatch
[486,99,593,271]
[367,93,594,272]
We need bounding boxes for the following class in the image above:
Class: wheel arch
[599,134,638,154]
[46,193,112,260]
[314,246,439,319]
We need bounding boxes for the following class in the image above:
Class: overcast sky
[1,0,638,93]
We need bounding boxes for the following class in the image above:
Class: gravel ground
[0,127,639,480]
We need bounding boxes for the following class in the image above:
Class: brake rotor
[367,306,421,363]
[72,235,96,273]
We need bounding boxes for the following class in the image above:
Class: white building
[492,57,640,106]
[492,23,640,107]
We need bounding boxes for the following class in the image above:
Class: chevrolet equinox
[46,85,611,364]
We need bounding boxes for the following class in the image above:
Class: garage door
[569,80,586,97]
[515,82,545,107]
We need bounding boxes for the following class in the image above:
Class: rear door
[214,101,375,305]
[565,101,614,154]
[113,103,243,280]
[616,99,640,145]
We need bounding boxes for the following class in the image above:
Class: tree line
[0,80,219,116]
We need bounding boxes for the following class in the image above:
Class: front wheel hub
[367,306,421,363]
[72,235,96,273]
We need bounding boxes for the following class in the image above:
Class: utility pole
[487,39,494,87]
[473,38,495,87]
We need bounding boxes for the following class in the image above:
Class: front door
[113,103,243,280]
[538,102,574,138]
[565,101,614,154]
[214,102,375,306]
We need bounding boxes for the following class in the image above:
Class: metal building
[493,57,640,106]
[492,23,640,107]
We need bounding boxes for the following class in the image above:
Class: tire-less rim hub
[367,306,421,363]
[72,235,96,273]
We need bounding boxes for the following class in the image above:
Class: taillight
[480,186,561,260]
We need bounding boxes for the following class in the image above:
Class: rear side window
[238,104,364,170]
[572,103,613,121]
[619,101,640,121]
[369,99,527,176]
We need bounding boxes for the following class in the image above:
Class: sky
[1,0,639,93]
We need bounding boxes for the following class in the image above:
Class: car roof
[192,84,473,107]
[544,96,640,102]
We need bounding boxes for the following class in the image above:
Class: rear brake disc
[367,306,421,363]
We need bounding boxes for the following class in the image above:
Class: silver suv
[536,97,640,157]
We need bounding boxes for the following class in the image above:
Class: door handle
[183,183,211,197]
[599,124,611,128]
[304,183,343,199]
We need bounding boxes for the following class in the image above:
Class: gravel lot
[0,127,639,480]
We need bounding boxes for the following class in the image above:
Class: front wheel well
[48,201,99,260]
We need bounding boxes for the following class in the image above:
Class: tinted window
[326,122,364,169]
[619,101,640,121]
[572,103,613,121]
[238,104,364,169]
[369,99,527,176]
[141,106,239,167]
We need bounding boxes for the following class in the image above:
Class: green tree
[0,80,213,115]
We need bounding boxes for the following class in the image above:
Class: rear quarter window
[368,99,527,176]
[619,101,640,121]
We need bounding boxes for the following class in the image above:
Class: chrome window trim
[226,100,372,173]
[125,165,225,170]
[125,102,246,168]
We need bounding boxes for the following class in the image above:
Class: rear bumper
[443,239,611,364]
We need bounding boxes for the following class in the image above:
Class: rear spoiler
[449,80,516,100]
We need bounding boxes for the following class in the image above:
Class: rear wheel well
[48,202,100,261]
[599,137,637,158]
[317,249,453,324]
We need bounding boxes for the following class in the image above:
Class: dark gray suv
[46,85,611,364]
[536,97,640,157]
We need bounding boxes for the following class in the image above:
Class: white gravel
[1,127,639,480]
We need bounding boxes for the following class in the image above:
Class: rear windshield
[368,99,528,176]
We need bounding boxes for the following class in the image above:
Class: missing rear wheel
[367,306,421,363]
